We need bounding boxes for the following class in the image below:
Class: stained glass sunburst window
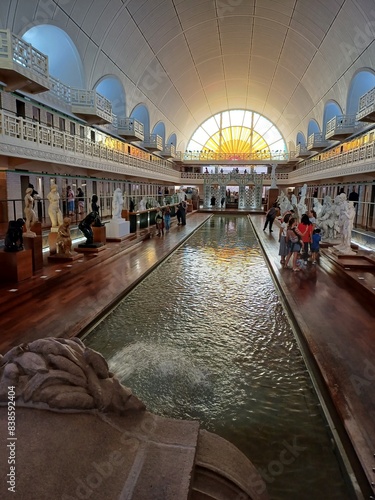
[187,110,286,155]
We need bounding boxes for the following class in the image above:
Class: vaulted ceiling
[2,0,375,148]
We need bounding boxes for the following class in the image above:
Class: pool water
[84,215,353,499]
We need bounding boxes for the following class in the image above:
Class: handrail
[0,108,178,178]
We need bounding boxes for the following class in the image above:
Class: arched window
[187,110,286,155]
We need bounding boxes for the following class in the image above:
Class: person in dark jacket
[263,203,278,232]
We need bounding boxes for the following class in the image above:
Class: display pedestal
[24,235,43,271]
[0,249,33,283]
[48,251,81,262]
[75,243,106,254]
[106,219,130,241]
[48,229,58,255]
[93,225,106,244]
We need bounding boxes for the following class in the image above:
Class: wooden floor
[250,214,375,498]
[0,212,374,497]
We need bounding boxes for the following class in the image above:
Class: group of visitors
[277,209,321,272]
[66,186,85,216]
[155,200,187,236]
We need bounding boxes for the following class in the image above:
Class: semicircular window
[187,110,286,157]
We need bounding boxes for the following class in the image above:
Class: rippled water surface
[84,216,353,499]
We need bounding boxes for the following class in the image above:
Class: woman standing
[298,214,313,262]
[155,207,164,236]
[77,187,85,214]
[164,206,171,232]
[284,218,303,272]
[67,185,75,215]
[278,212,292,266]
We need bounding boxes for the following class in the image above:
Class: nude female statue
[24,187,38,234]
[47,185,63,228]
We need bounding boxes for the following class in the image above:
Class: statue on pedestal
[56,217,72,255]
[47,185,63,229]
[24,187,38,235]
[318,195,336,240]
[112,188,124,219]
[91,195,104,226]
[334,200,356,253]
[4,219,25,252]
[78,211,102,246]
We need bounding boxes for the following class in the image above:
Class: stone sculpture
[56,217,72,255]
[0,338,145,414]
[4,219,25,252]
[24,187,38,235]
[112,188,124,219]
[276,192,292,216]
[296,183,307,220]
[91,196,104,227]
[318,195,336,240]
[313,197,323,219]
[138,197,147,211]
[334,200,356,253]
[47,184,63,228]
[78,211,101,245]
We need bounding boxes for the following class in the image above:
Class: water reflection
[84,215,352,500]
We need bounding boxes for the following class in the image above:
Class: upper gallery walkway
[0,211,374,498]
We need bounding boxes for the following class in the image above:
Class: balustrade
[357,87,375,122]
[142,134,163,151]
[325,115,363,140]
[0,108,178,179]
[296,144,312,158]
[0,29,49,93]
[307,133,333,151]
[70,88,113,125]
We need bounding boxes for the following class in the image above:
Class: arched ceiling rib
[3,0,374,145]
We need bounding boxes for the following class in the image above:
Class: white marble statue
[24,187,38,235]
[177,190,186,202]
[276,192,292,216]
[291,194,298,214]
[138,197,147,211]
[318,196,335,240]
[112,188,124,219]
[47,185,63,228]
[334,198,355,253]
[313,197,323,219]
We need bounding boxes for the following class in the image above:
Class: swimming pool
[84,215,353,499]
